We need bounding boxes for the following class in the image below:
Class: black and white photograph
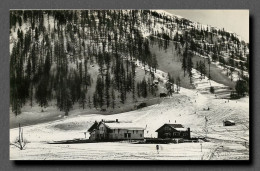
[9,9,249,160]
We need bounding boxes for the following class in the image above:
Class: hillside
[10,85,249,160]
[9,10,249,125]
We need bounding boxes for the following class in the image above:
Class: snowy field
[10,85,249,160]
[10,142,218,160]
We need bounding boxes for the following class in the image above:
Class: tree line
[10,10,161,116]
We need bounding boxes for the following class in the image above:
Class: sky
[165,10,249,43]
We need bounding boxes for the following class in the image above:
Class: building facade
[88,120,145,141]
[155,124,190,139]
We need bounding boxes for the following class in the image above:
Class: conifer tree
[182,45,188,77]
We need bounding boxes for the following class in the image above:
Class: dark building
[155,124,190,139]
[223,120,235,126]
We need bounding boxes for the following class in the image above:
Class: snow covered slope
[10,85,249,160]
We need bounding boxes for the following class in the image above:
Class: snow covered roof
[87,121,99,132]
[88,120,145,132]
[155,123,185,132]
[175,128,188,131]
[104,123,145,130]
[224,120,235,123]
[166,124,184,128]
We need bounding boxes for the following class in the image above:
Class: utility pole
[204,116,208,138]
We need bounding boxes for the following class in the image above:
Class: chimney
[116,119,118,123]
[187,128,191,139]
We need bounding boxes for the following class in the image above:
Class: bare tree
[13,123,27,150]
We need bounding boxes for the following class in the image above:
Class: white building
[88,119,145,141]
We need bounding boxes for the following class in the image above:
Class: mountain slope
[9,10,249,122]
[10,85,249,160]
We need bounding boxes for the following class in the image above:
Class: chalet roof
[88,120,117,133]
[175,128,188,131]
[88,120,145,132]
[87,121,99,132]
[155,124,184,132]
[224,120,235,123]
[104,122,145,130]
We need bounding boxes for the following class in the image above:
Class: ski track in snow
[9,73,249,160]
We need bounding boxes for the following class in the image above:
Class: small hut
[223,120,235,126]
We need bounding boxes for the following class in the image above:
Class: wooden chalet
[155,123,190,139]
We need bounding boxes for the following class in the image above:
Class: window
[140,134,142,137]
[173,132,180,136]
[165,133,170,138]
[124,133,131,138]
